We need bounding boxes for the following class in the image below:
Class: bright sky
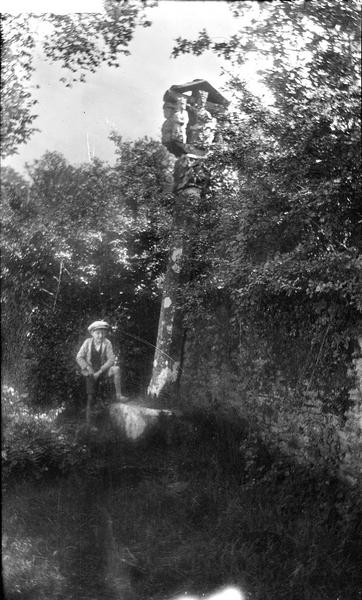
[2,1,270,175]
[2,0,105,11]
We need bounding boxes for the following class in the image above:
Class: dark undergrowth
[2,404,362,600]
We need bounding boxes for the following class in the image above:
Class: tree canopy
[1,1,157,157]
[171,0,362,413]
[1,138,172,404]
[1,0,361,416]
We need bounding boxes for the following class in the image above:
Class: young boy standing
[76,320,126,423]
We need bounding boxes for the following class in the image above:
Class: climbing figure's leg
[108,366,127,402]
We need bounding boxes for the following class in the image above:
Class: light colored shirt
[76,337,115,374]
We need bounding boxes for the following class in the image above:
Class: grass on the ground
[2,411,362,600]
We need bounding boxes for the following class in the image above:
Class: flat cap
[88,320,110,333]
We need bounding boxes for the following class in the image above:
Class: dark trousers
[85,374,109,424]
[85,373,107,398]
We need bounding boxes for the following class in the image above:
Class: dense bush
[1,140,173,405]
[1,386,89,484]
[173,0,362,418]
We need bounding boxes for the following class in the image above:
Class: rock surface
[109,402,173,440]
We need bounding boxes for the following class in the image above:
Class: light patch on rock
[164,297,172,308]
[171,586,244,600]
[109,404,172,440]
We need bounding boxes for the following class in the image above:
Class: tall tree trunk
[148,81,229,401]
[148,187,199,400]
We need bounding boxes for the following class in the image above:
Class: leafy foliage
[1,139,173,405]
[1,2,157,156]
[1,0,361,444]
[173,0,362,414]
[43,0,157,84]
[1,386,89,484]
[2,6,362,598]
[0,15,39,158]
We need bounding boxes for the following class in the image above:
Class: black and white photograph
[1,1,362,599]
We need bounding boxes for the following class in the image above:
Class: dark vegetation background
[1,1,362,599]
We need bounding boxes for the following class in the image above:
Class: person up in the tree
[76,320,127,423]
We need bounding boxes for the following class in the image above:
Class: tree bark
[148,82,229,402]
[148,187,199,400]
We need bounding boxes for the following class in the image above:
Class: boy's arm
[76,339,92,373]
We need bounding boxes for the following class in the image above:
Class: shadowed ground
[3,411,362,600]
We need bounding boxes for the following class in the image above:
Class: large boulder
[108,402,173,441]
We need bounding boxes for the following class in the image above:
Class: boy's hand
[93,370,101,380]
